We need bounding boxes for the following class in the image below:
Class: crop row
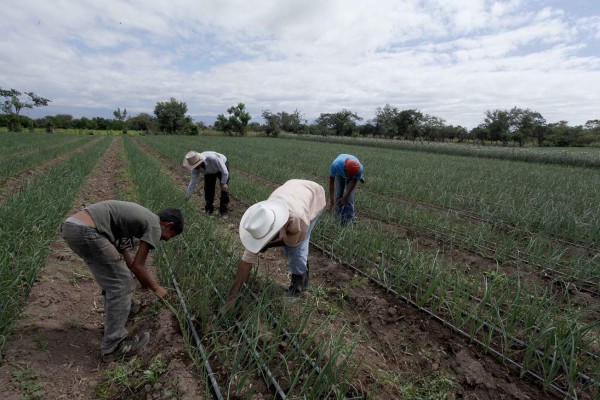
[0,134,94,182]
[122,137,360,398]
[138,135,599,296]
[281,134,600,169]
[142,135,600,247]
[135,135,599,398]
[0,136,112,355]
[230,166,600,398]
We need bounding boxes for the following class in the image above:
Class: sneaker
[102,332,150,362]
[221,212,229,220]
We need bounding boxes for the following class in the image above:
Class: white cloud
[1,0,599,128]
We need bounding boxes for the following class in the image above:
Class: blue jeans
[334,175,356,225]
[61,221,133,356]
[283,213,320,275]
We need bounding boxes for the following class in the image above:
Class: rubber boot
[302,261,310,289]
[285,274,305,297]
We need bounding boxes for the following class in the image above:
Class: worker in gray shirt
[61,200,184,362]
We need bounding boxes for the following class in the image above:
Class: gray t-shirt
[86,200,161,249]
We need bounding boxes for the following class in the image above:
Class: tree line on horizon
[1,88,599,147]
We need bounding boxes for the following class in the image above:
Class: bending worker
[329,153,364,225]
[223,179,326,312]
[183,150,230,219]
[61,200,184,362]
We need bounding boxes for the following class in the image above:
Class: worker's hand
[220,183,229,191]
[337,197,347,206]
[154,286,169,300]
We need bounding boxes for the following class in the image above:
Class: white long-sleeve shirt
[185,151,229,198]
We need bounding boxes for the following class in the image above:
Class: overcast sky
[1,0,599,128]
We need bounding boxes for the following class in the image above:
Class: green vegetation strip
[140,135,599,298]
[0,134,93,182]
[138,135,599,398]
[0,136,112,355]
[0,132,79,157]
[141,135,600,247]
[280,133,600,169]
[123,137,358,398]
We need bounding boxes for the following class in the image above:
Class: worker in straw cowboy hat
[329,153,364,225]
[222,179,326,312]
[183,150,230,219]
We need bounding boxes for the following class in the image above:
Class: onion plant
[123,137,360,398]
[0,136,111,355]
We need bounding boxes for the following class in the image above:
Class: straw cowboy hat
[182,151,206,170]
[239,200,289,253]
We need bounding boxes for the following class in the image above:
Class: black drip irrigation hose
[206,284,288,399]
[316,232,600,395]
[357,205,600,298]
[309,240,574,400]
[171,236,286,400]
[246,268,351,400]
[162,251,225,400]
[230,187,577,398]
[319,229,600,367]
[235,165,599,297]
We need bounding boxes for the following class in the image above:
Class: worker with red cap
[328,154,364,225]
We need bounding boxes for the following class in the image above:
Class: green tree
[51,114,74,129]
[214,114,233,134]
[545,121,582,147]
[374,104,399,138]
[0,88,50,132]
[154,98,188,134]
[509,107,546,147]
[113,107,128,133]
[483,109,511,145]
[421,114,446,141]
[358,122,377,137]
[279,109,306,133]
[470,125,490,144]
[226,103,251,135]
[396,109,424,139]
[315,109,362,136]
[127,113,157,133]
[262,110,281,136]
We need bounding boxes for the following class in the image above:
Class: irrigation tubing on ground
[235,166,599,297]
[247,263,351,400]
[169,235,287,399]
[141,149,589,398]
[356,205,600,298]
[206,281,288,399]
[316,231,599,395]
[162,251,225,400]
[309,240,574,400]
[235,166,600,257]
[361,236,600,365]
[319,226,600,367]
[230,181,577,397]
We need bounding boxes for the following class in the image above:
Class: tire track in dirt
[132,138,554,399]
[0,137,205,400]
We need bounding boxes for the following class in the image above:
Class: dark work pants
[204,162,230,214]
